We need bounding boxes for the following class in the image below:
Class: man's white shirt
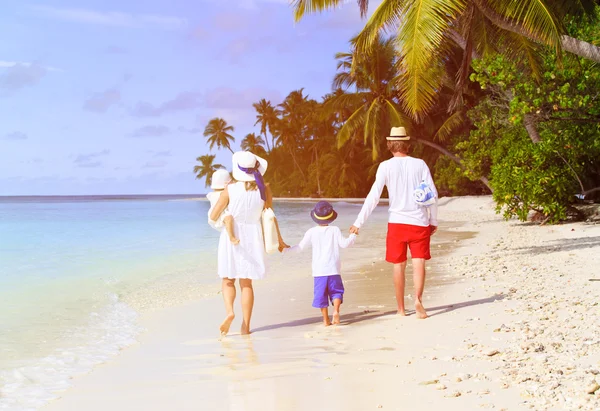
[353,156,438,229]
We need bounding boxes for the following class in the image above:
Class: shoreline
[42,196,600,411]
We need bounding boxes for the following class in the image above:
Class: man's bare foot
[220,313,235,335]
[415,300,428,319]
[240,322,251,335]
[397,309,407,316]
[229,237,240,245]
[332,311,340,325]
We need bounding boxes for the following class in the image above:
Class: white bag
[262,208,279,254]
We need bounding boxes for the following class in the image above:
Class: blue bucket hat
[310,201,338,225]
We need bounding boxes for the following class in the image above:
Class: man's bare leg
[393,262,408,316]
[224,215,240,245]
[320,308,331,326]
[220,278,236,335]
[412,258,428,319]
[332,298,342,324]
[239,279,254,335]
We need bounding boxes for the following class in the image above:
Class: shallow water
[0,196,390,410]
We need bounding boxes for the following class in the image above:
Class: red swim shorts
[386,223,432,264]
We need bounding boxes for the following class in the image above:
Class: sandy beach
[42,196,600,411]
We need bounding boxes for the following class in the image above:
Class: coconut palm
[293,0,600,119]
[323,35,410,160]
[240,133,267,156]
[193,154,224,188]
[252,99,279,152]
[203,118,235,153]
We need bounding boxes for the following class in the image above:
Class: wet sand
[43,196,600,411]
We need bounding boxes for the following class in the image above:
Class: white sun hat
[386,126,410,141]
[210,169,232,190]
[231,151,268,182]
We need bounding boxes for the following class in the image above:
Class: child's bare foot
[332,311,340,325]
[240,322,251,335]
[229,236,240,245]
[220,313,235,335]
[323,318,331,326]
[415,300,428,319]
[397,309,407,316]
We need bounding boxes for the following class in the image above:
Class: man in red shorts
[349,127,438,319]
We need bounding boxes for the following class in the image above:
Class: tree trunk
[314,148,322,196]
[523,114,541,143]
[414,137,493,192]
[288,148,306,179]
[263,131,271,153]
[472,0,600,63]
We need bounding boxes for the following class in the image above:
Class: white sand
[43,196,600,411]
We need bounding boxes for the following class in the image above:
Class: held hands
[430,226,438,236]
[278,239,290,253]
[349,225,359,235]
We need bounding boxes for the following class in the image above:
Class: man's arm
[350,163,386,233]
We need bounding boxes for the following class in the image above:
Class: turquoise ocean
[0,196,384,410]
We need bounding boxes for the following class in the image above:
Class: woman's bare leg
[393,262,407,316]
[412,258,428,319]
[239,279,254,335]
[220,278,236,335]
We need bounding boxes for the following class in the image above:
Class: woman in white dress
[210,151,287,335]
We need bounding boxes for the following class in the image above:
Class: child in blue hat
[284,201,357,326]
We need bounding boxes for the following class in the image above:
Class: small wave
[0,294,141,411]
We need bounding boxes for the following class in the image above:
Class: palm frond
[336,106,367,148]
[485,0,562,53]
[434,111,467,142]
[354,0,405,54]
[293,0,346,21]
[503,32,544,81]
[396,0,466,120]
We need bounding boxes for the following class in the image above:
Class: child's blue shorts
[313,275,344,308]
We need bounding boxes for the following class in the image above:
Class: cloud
[30,5,188,30]
[204,87,282,110]
[148,150,172,157]
[73,149,110,168]
[105,45,128,54]
[131,92,202,117]
[0,61,62,72]
[178,126,202,134]
[4,131,28,140]
[83,88,121,113]
[0,63,46,94]
[143,160,168,169]
[130,125,171,138]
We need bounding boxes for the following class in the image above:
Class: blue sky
[0,0,378,195]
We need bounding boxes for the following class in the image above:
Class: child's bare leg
[224,215,239,245]
[332,298,342,325]
[320,308,331,326]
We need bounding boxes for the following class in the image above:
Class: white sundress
[217,182,266,280]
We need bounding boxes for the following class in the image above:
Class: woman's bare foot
[240,322,251,335]
[415,300,428,319]
[332,311,340,325]
[229,236,240,245]
[220,313,235,335]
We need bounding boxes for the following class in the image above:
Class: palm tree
[293,0,600,120]
[252,99,279,152]
[240,133,267,156]
[193,154,224,188]
[323,35,409,160]
[203,118,235,153]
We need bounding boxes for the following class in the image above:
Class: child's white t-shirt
[206,191,230,231]
[285,226,356,277]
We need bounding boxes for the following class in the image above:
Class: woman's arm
[209,189,229,222]
[264,184,289,251]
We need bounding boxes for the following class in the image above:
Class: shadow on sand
[514,236,600,254]
[253,294,505,332]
